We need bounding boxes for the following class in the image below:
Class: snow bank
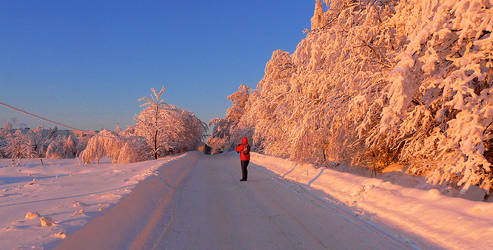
[0,154,185,249]
[251,152,493,250]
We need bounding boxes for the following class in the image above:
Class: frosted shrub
[44,135,78,159]
[79,130,150,164]
[46,138,65,159]
[79,130,122,163]
[116,136,150,164]
[0,125,83,160]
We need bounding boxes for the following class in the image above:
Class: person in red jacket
[236,137,251,181]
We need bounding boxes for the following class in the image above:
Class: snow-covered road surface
[56,152,427,250]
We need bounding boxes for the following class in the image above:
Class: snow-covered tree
[368,0,493,191]
[3,121,12,130]
[63,135,78,158]
[74,131,92,157]
[207,85,252,150]
[135,86,207,159]
[226,85,251,123]
[135,103,206,158]
[311,0,325,30]
[207,118,232,150]
[136,86,174,159]
[26,127,45,158]
[209,0,493,193]
[79,88,206,164]
[3,130,35,159]
[177,109,208,152]
[115,123,121,134]
[1,122,12,137]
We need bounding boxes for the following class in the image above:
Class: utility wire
[0,101,94,135]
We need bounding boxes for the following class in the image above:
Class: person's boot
[240,179,246,181]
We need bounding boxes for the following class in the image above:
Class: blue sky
[0,0,313,130]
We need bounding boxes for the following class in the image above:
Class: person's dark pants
[241,160,249,180]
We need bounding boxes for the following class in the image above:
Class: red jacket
[236,137,251,161]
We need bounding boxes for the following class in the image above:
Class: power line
[0,101,94,135]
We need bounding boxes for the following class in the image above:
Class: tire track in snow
[222,157,310,249]
[130,160,196,249]
[56,152,424,249]
[55,153,199,250]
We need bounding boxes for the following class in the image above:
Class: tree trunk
[154,103,159,160]
[154,129,158,160]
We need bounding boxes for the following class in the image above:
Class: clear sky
[0,0,313,130]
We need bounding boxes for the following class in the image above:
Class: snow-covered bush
[45,139,63,159]
[45,135,79,159]
[79,130,151,164]
[64,135,78,158]
[209,0,493,192]
[0,125,84,160]
[116,136,150,164]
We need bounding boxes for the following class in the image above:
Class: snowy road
[56,152,419,250]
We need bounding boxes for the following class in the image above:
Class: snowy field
[1,151,492,249]
[0,154,185,249]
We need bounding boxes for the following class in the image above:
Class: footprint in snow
[25,211,41,220]
[72,201,88,207]
[40,216,56,227]
[54,232,67,239]
[72,209,86,216]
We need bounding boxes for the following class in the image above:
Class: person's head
[242,137,248,145]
